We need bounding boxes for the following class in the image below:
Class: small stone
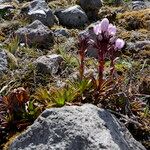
[34,54,64,75]
[79,0,102,20]
[135,40,150,49]
[79,0,102,11]
[54,5,88,28]
[54,29,69,38]
[132,1,146,10]
[15,20,54,48]
[28,0,56,27]
[126,40,150,52]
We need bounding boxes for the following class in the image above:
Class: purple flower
[108,24,116,36]
[100,18,109,32]
[93,23,101,35]
[115,39,125,49]
[78,17,126,84]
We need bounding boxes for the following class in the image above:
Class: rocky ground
[0,0,150,149]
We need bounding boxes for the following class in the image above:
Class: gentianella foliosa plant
[78,18,125,90]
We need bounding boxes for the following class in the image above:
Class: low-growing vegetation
[0,0,150,149]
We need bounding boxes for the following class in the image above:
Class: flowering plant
[78,18,125,89]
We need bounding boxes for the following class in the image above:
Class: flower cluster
[93,18,124,49]
[78,18,125,89]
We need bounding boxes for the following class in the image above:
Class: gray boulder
[9,104,146,150]
[0,49,8,75]
[34,54,64,75]
[54,5,88,28]
[15,20,54,48]
[28,0,56,27]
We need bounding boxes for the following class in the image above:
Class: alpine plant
[78,18,125,89]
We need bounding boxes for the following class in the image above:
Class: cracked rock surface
[9,104,146,150]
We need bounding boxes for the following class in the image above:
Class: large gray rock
[15,20,54,48]
[54,5,88,28]
[34,54,64,75]
[9,104,146,150]
[28,0,56,27]
[0,49,8,75]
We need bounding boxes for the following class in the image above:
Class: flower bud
[100,18,109,32]
[108,24,116,36]
[94,23,101,35]
[115,39,125,49]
